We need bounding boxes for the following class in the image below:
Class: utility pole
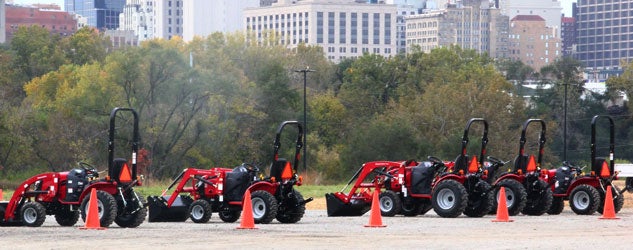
[294,66,315,170]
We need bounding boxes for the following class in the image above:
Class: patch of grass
[295,184,346,198]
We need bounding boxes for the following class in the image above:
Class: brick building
[4,4,77,43]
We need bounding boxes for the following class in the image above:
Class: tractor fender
[246,181,279,195]
[436,174,464,184]
[78,182,118,202]
[564,177,600,196]
[493,173,524,186]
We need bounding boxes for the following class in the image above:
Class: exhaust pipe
[147,195,193,222]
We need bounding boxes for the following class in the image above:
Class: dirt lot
[1,206,632,249]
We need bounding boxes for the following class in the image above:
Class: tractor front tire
[55,209,79,226]
[492,179,527,216]
[114,192,147,228]
[464,180,493,217]
[189,199,213,223]
[251,190,278,224]
[379,190,402,217]
[219,210,241,223]
[432,179,468,218]
[276,191,306,224]
[522,179,553,216]
[547,197,565,215]
[21,202,46,227]
[80,190,117,227]
[569,184,600,215]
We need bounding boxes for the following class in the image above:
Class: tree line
[1,26,633,185]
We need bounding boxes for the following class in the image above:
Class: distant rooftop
[511,15,545,22]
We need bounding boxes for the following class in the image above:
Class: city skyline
[10,0,577,17]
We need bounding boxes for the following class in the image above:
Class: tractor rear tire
[547,197,565,215]
[492,179,527,216]
[80,190,117,227]
[432,179,468,218]
[251,190,278,224]
[569,184,600,215]
[219,210,241,223]
[522,179,553,216]
[276,191,306,223]
[598,185,624,214]
[21,202,46,227]
[114,192,147,228]
[379,190,402,217]
[464,180,493,217]
[400,199,422,217]
[189,199,212,223]
[55,209,79,226]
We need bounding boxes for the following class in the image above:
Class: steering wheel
[79,162,98,177]
[242,163,260,173]
[427,156,443,165]
[487,156,503,165]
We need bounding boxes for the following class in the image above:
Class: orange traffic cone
[364,189,386,227]
[599,185,620,220]
[492,187,513,222]
[237,189,258,229]
[79,188,106,230]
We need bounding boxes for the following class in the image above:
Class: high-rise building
[383,0,424,53]
[153,0,183,40]
[4,4,77,42]
[119,0,154,42]
[405,0,509,59]
[508,15,561,70]
[1,0,6,43]
[561,16,575,56]
[183,0,259,42]
[64,0,125,30]
[499,0,563,36]
[575,0,632,79]
[244,0,397,62]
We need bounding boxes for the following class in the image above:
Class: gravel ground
[1,208,632,249]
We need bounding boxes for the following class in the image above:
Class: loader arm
[164,168,220,207]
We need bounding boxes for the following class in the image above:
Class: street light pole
[563,82,568,161]
[294,67,315,171]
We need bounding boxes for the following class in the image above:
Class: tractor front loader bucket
[325,193,371,217]
[147,195,193,222]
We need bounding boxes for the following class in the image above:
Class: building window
[328,12,335,44]
[340,12,346,43]
[317,12,324,43]
[384,13,391,45]
[362,13,369,44]
[373,13,380,44]
[351,13,358,44]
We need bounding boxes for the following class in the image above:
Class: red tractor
[326,118,493,218]
[485,119,553,216]
[0,107,147,227]
[147,121,311,224]
[544,115,625,215]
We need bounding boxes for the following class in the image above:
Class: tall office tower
[561,16,575,56]
[383,0,425,53]
[244,0,398,62]
[405,0,509,59]
[499,0,563,36]
[575,0,632,79]
[119,0,154,42]
[182,0,259,42]
[508,15,561,70]
[64,0,125,30]
[153,0,183,40]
